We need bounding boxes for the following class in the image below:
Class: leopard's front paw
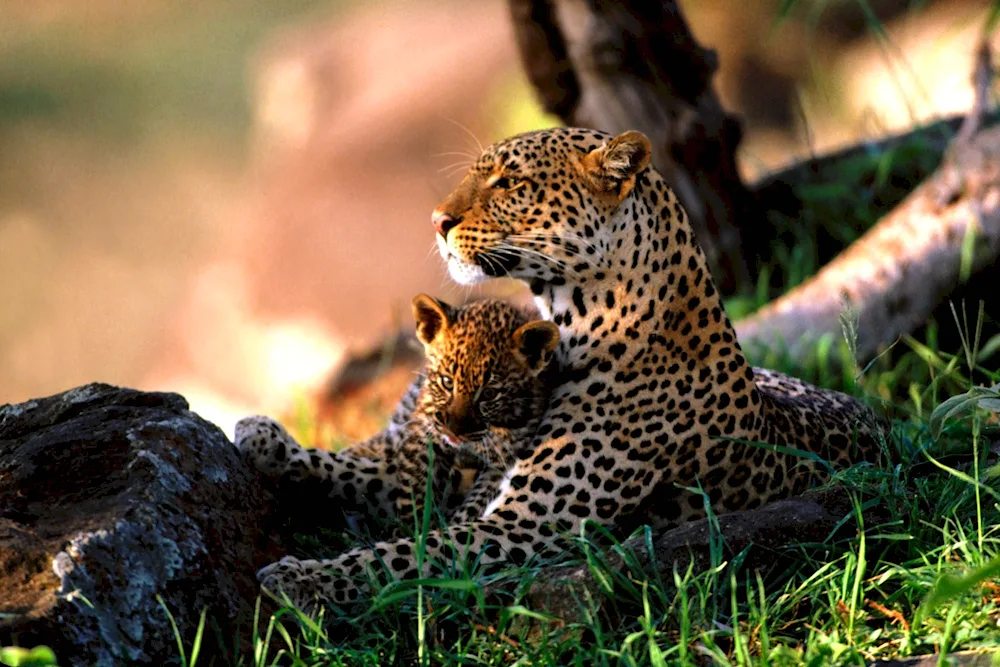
[259,554,364,610]
[235,416,306,478]
[258,555,315,611]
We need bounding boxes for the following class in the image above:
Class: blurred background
[0,0,994,436]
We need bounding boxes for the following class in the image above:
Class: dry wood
[736,123,1000,363]
[488,486,886,627]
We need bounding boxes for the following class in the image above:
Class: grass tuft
[242,226,1000,665]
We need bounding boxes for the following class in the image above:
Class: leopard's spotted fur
[246,128,886,610]
[237,295,558,533]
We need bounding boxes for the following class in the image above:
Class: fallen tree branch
[492,486,887,627]
[735,121,1000,363]
[753,105,1000,199]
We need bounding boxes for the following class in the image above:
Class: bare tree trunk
[508,0,754,294]
[736,124,1000,363]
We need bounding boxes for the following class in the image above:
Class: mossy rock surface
[0,383,287,666]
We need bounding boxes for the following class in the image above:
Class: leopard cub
[235,295,559,531]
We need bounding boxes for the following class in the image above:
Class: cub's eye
[438,375,454,391]
[479,386,500,402]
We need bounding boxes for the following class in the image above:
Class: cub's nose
[432,211,460,237]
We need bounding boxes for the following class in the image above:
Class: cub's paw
[234,416,307,478]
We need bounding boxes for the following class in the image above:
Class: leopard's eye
[492,175,523,191]
[438,375,454,391]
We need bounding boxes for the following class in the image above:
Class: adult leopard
[254,128,885,609]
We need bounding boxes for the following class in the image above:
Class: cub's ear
[412,294,455,346]
[513,320,560,373]
[580,130,652,199]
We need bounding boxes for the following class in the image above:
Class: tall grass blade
[918,556,1000,623]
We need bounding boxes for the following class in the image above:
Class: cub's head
[432,128,652,285]
[411,294,559,457]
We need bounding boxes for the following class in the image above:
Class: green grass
[224,309,1000,666]
[0,646,57,667]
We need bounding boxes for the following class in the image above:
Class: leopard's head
[432,128,652,285]
[411,294,559,460]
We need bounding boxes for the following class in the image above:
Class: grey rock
[0,383,288,666]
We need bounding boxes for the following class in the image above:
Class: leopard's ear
[513,320,560,373]
[412,294,455,346]
[579,130,652,200]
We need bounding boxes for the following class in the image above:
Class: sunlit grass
[233,280,1000,666]
[241,323,1000,665]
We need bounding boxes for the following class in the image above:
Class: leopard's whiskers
[481,432,514,469]
[443,117,484,156]
[426,238,443,261]
[494,242,577,275]
[512,230,602,257]
[508,236,592,267]
[507,233,605,270]
[477,250,509,279]
[432,150,478,161]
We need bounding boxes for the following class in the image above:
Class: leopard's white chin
[447,257,488,285]
[437,235,488,285]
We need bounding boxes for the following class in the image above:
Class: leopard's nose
[432,211,460,237]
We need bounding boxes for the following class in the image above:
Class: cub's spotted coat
[237,295,559,532]
[246,128,886,610]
